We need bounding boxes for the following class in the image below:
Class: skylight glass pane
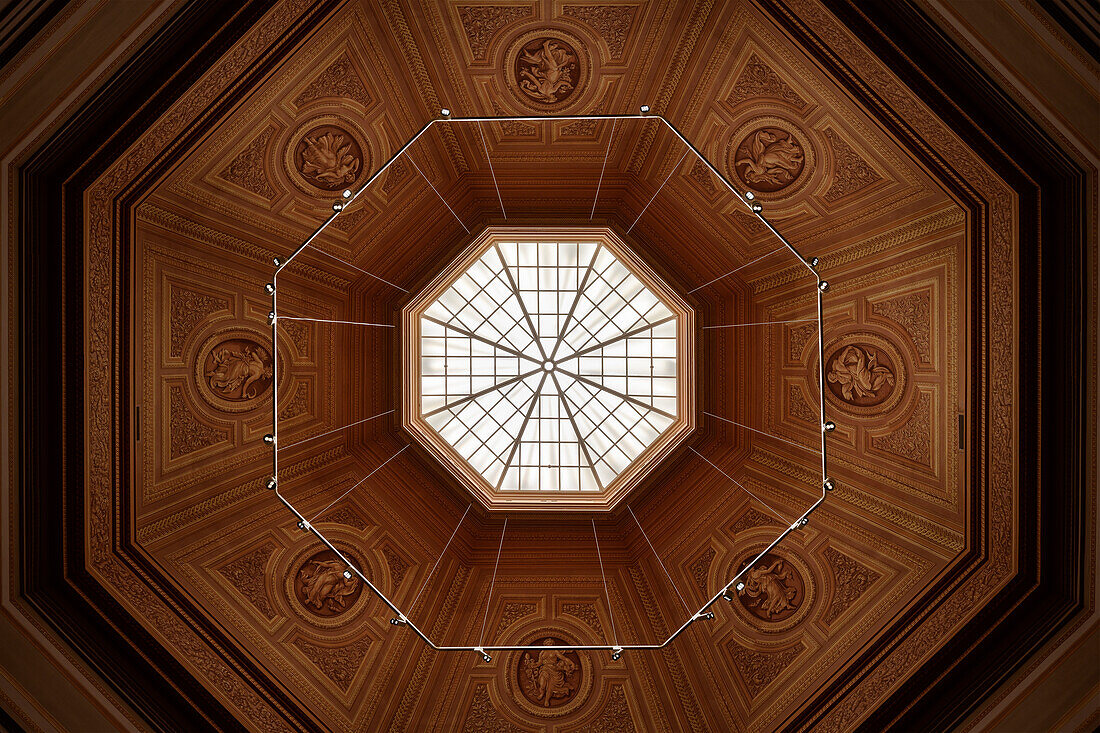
[419,237,680,493]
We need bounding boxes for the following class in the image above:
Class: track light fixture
[261,112,833,662]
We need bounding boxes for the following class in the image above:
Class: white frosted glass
[420,239,681,493]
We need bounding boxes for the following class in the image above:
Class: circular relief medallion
[822,332,907,417]
[293,549,362,618]
[506,31,588,110]
[290,122,365,192]
[736,552,805,623]
[733,127,805,193]
[193,327,280,413]
[508,631,593,718]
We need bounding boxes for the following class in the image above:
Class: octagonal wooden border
[400,225,696,512]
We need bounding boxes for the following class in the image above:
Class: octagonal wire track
[264,112,832,659]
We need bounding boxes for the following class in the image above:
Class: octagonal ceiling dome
[403,226,694,511]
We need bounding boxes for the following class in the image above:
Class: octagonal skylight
[403,226,694,510]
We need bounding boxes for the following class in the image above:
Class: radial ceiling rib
[550,370,604,491]
[555,372,671,487]
[424,255,543,357]
[496,372,549,490]
[561,315,677,361]
[557,256,676,357]
[556,366,676,420]
[429,372,544,487]
[550,243,603,361]
[420,316,541,416]
[422,366,542,418]
[493,242,548,360]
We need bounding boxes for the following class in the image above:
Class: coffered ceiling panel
[6,0,1093,731]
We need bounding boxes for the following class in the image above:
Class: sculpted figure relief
[519,638,580,707]
[204,341,272,401]
[296,557,360,616]
[827,344,896,405]
[734,128,805,192]
[739,559,800,619]
[516,38,578,104]
[294,125,362,190]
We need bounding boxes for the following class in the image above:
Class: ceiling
[3,0,1096,731]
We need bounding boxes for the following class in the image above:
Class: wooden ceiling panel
[116,0,977,723]
[11,0,1076,728]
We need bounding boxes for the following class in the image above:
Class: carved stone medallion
[292,124,363,191]
[822,332,907,417]
[193,325,281,414]
[727,117,815,201]
[293,550,362,618]
[506,31,588,110]
[736,553,805,622]
[507,629,593,718]
[826,344,896,406]
[517,637,581,708]
[733,127,805,193]
[201,338,273,402]
[728,546,816,634]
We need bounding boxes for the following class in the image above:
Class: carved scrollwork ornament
[504,30,590,111]
[194,326,280,413]
[727,548,817,634]
[284,544,371,627]
[505,628,594,718]
[284,116,371,197]
[822,332,908,416]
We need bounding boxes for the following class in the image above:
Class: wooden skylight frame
[401,225,695,512]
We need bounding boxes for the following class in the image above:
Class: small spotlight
[735,581,745,593]
[263,283,275,295]
[390,617,407,626]
[263,434,275,445]
[267,311,275,325]
[273,256,282,267]
[265,477,277,491]
[342,189,352,198]
[745,190,755,200]
[799,517,809,527]
[823,421,836,432]
[751,202,763,214]
[639,104,650,114]
[297,520,310,531]
[699,611,715,620]
[342,569,353,580]
[611,647,623,661]
[810,256,819,267]
[474,647,491,662]
[440,108,451,117]
[818,280,829,292]
[332,201,343,212]
[722,588,733,602]
[824,478,835,492]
